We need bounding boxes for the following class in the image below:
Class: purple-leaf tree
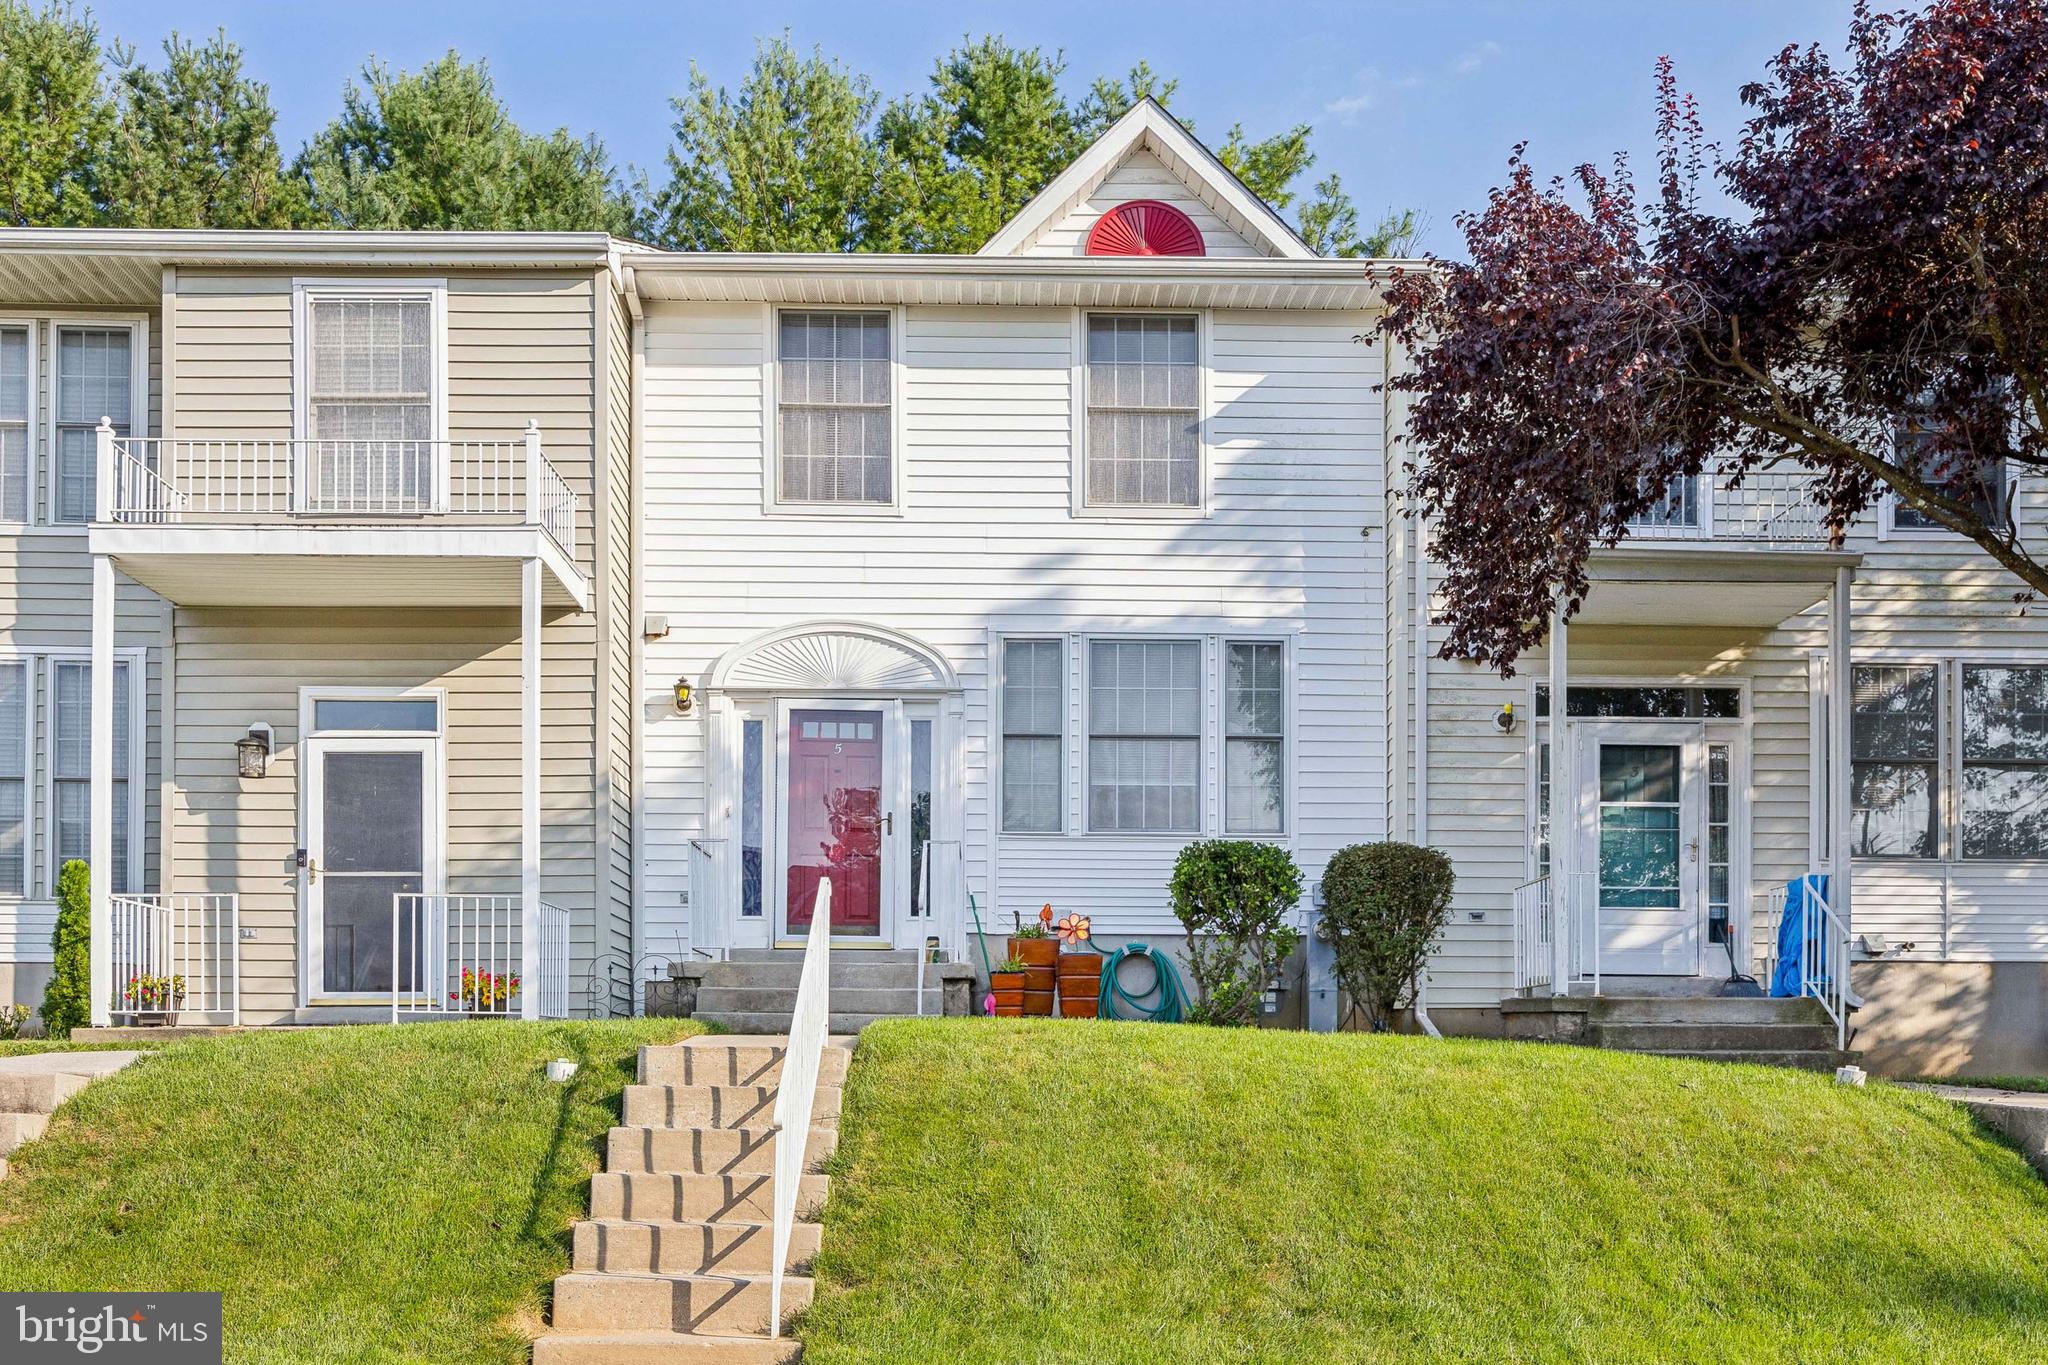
[1378,0,2048,673]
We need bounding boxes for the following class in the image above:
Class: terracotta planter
[1009,936,1059,969]
[989,971,1026,1018]
[1019,962,1056,1016]
[1056,954,1103,1018]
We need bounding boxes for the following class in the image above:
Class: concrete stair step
[0,1071,91,1115]
[623,1084,841,1130]
[1632,1049,1857,1071]
[590,1172,830,1224]
[1593,1022,1842,1052]
[606,1125,837,1177]
[551,1271,812,1336]
[534,1333,800,1365]
[705,961,933,990]
[725,947,924,963]
[693,1012,900,1035]
[638,1040,852,1089]
[573,1219,821,1276]
[1590,996,1830,1025]
[694,986,923,1016]
[0,1111,50,1155]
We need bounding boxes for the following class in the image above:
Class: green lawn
[801,1019,2048,1364]
[0,1039,168,1057]
[0,1019,705,1363]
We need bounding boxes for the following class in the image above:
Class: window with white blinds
[54,327,133,523]
[777,311,892,505]
[0,327,28,522]
[1001,639,1064,833]
[304,293,437,510]
[51,659,132,894]
[1084,314,1199,508]
[0,661,24,894]
[1088,640,1201,832]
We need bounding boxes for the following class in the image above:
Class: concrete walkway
[0,1050,144,1177]
[1910,1084,2048,1181]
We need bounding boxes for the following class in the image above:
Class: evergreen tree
[298,51,631,231]
[106,30,307,228]
[0,1,112,226]
[41,860,89,1037]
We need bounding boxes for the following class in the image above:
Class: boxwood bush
[1319,842,1455,1031]
[1169,840,1303,1027]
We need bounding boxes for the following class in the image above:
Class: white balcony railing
[1624,470,1830,545]
[390,894,571,1021]
[99,421,576,560]
[1511,871,1597,996]
[108,894,239,1024]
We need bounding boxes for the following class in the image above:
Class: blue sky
[83,0,1858,253]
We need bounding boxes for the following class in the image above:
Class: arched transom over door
[707,623,960,947]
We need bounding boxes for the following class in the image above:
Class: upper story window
[293,283,445,514]
[0,326,27,522]
[1084,314,1199,509]
[54,326,134,524]
[1889,410,2008,534]
[776,310,893,507]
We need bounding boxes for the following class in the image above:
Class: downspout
[623,263,648,1012]
[1402,325,1443,1040]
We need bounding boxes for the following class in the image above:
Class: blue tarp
[1769,873,1829,998]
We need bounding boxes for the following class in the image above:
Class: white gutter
[0,227,615,268]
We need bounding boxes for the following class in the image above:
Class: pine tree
[0,1,113,226]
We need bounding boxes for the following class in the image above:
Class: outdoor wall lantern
[672,679,695,715]
[236,723,273,779]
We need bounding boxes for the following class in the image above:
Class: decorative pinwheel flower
[1056,913,1091,947]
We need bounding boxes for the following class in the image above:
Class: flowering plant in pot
[988,956,1028,1017]
[451,968,520,1015]
[121,973,186,1025]
[1008,904,1060,968]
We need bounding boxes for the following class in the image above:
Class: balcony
[88,422,587,610]
[1621,470,1830,546]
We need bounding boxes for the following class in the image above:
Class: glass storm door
[306,739,435,996]
[783,707,888,938]
[1581,724,1704,975]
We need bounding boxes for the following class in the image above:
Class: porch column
[1829,566,1853,927]
[520,556,541,1020]
[88,553,115,1028]
[1547,602,1572,992]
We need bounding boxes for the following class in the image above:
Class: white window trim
[1847,657,1948,862]
[761,303,907,518]
[290,278,451,512]
[295,685,449,1007]
[0,651,34,898]
[997,636,1066,836]
[46,314,148,527]
[42,648,147,897]
[991,626,1296,842]
[1070,307,1211,521]
[1222,637,1291,837]
[0,316,39,527]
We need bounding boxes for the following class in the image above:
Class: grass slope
[803,1019,2048,1364]
[0,1020,704,1363]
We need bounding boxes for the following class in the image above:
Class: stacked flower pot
[1056,952,1103,1017]
[1009,933,1058,1016]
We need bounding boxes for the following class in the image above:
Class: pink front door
[785,709,885,936]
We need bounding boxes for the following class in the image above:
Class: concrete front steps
[0,1050,144,1179]
[686,949,958,1034]
[1503,994,1858,1070]
[536,1034,854,1365]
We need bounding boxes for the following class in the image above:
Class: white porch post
[89,420,117,1027]
[1829,566,1854,927]
[1547,602,1571,993]
[520,556,542,1020]
[523,419,543,524]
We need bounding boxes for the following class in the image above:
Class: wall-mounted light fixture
[236,722,273,779]
[1494,702,1518,734]
[672,679,694,715]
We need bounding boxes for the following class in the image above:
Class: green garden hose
[1093,942,1188,1023]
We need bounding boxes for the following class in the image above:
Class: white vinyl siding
[1025,147,1267,258]
[1084,314,1198,507]
[50,659,132,894]
[1087,639,1200,833]
[0,326,28,521]
[53,326,133,523]
[1000,639,1063,834]
[1225,640,1285,834]
[776,311,892,506]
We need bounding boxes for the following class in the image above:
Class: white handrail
[108,894,238,1021]
[770,877,832,1340]
[1773,874,1850,1051]
[389,894,569,1021]
[1511,875,1555,994]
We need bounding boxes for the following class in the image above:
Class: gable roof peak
[978,96,1316,260]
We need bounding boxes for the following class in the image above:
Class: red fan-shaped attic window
[1085,199,1205,257]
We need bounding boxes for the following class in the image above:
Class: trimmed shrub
[1169,840,1303,1027]
[42,859,91,1037]
[1319,841,1455,1032]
